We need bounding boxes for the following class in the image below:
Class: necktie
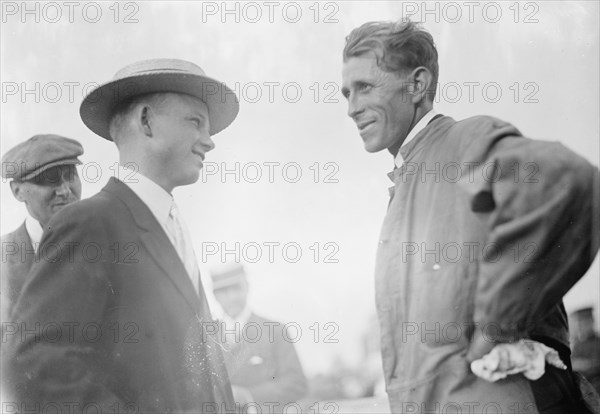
[165,202,200,293]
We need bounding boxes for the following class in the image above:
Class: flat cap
[210,263,247,291]
[1,134,84,181]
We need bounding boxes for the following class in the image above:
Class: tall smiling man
[341,21,599,413]
[4,59,239,413]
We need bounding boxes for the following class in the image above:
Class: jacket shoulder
[450,115,595,173]
[1,223,27,245]
[448,115,522,146]
[42,184,135,247]
[48,185,128,229]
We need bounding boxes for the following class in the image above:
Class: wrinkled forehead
[341,53,381,87]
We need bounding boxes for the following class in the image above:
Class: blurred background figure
[211,263,308,413]
[1,134,83,321]
[570,307,600,394]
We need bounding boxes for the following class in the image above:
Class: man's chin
[179,170,202,186]
[363,139,386,153]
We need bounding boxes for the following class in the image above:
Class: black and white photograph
[1,1,599,413]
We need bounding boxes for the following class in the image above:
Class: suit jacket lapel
[15,223,35,273]
[102,178,201,315]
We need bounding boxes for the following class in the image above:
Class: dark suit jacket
[1,222,35,321]
[223,313,307,413]
[3,178,234,413]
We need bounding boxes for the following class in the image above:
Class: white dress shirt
[116,165,199,292]
[25,214,43,253]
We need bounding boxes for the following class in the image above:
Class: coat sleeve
[246,325,308,407]
[457,121,600,361]
[2,204,129,412]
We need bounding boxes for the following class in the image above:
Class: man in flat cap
[211,264,307,414]
[341,20,599,413]
[4,59,239,413]
[1,134,83,321]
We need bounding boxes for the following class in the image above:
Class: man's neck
[119,155,174,194]
[388,104,434,157]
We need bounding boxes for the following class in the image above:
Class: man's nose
[200,134,215,152]
[54,179,72,197]
[347,93,363,119]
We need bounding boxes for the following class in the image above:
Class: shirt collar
[394,109,438,168]
[25,214,43,251]
[116,165,173,228]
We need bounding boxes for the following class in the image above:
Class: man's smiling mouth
[192,150,205,161]
[358,120,375,132]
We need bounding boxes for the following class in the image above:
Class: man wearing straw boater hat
[4,59,239,413]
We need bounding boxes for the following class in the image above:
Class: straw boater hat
[80,58,239,140]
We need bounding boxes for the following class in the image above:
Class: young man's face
[149,93,214,191]
[11,165,82,227]
[342,53,415,153]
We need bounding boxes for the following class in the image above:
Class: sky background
[1,1,599,375]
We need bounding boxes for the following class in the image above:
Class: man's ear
[10,181,25,202]
[137,105,154,137]
[409,66,433,104]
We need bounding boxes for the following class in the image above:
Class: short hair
[343,20,439,98]
[108,93,169,143]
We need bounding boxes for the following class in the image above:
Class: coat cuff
[466,323,528,362]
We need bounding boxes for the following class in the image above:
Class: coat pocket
[410,261,474,348]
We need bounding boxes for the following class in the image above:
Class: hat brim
[80,73,239,140]
[20,159,82,182]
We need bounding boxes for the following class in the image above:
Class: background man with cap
[4,59,239,413]
[211,264,307,414]
[1,134,83,321]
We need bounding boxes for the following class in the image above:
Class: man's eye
[189,118,205,128]
[359,83,373,92]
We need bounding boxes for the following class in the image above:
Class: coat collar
[2,222,34,269]
[101,177,203,316]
